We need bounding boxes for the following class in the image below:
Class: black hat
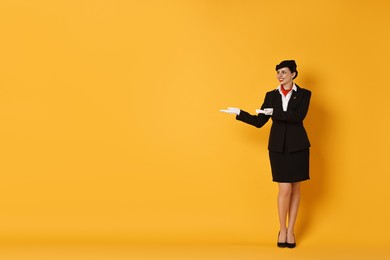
[276,60,298,79]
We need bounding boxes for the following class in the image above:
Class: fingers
[256,108,273,115]
[220,109,233,114]
[220,107,240,115]
[256,109,265,114]
[263,108,273,115]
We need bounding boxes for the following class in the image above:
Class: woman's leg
[277,183,292,242]
[287,182,301,243]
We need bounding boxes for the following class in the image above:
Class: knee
[279,186,292,198]
[291,184,301,196]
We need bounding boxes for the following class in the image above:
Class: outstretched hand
[220,107,240,115]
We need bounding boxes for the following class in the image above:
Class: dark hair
[276,60,298,79]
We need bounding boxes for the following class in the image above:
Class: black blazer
[236,85,311,153]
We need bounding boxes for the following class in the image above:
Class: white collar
[277,83,297,93]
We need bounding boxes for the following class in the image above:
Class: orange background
[0,0,389,257]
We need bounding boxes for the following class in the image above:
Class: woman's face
[276,67,295,87]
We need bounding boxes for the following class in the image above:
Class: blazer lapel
[272,89,284,110]
[287,85,304,111]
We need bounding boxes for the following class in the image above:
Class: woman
[220,60,311,248]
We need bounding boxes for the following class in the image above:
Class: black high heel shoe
[277,231,287,248]
[286,233,296,248]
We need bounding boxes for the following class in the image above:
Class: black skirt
[269,148,310,183]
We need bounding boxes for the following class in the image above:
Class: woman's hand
[220,107,240,115]
[256,108,273,115]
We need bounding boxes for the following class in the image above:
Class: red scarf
[281,85,292,96]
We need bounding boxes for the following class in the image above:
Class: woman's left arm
[272,91,311,123]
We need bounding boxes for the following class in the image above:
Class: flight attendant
[221,60,311,248]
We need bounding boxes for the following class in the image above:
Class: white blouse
[277,84,297,111]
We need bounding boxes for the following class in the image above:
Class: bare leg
[277,183,292,242]
[287,182,301,243]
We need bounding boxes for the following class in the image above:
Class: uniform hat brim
[276,60,298,79]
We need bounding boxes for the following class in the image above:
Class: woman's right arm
[235,93,271,128]
[236,110,270,128]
